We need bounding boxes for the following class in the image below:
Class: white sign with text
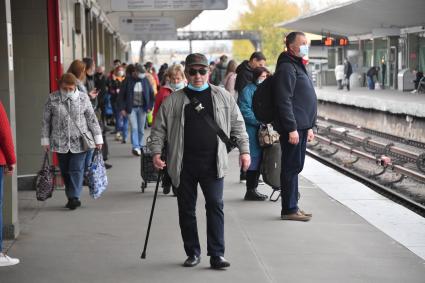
[111,0,227,11]
[119,17,177,40]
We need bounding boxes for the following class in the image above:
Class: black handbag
[185,92,237,153]
[35,153,55,201]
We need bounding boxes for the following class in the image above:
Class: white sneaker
[132,148,141,156]
[0,253,20,267]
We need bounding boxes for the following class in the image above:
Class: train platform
[315,86,425,118]
[1,135,425,283]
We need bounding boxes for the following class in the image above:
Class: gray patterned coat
[41,90,103,153]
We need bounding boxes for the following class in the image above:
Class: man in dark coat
[272,31,317,222]
[343,58,353,91]
[234,51,267,95]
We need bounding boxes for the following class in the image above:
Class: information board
[119,17,177,40]
[111,0,227,11]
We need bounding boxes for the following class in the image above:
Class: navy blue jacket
[118,76,154,114]
[272,52,317,133]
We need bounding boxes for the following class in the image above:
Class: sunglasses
[188,68,208,76]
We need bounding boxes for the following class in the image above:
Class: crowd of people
[0,31,317,269]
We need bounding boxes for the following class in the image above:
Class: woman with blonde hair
[152,64,186,121]
[41,73,103,210]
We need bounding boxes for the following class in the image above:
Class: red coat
[0,101,16,166]
[153,86,173,122]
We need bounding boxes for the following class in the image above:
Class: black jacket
[234,60,253,93]
[344,61,353,78]
[272,52,317,133]
[118,76,154,114]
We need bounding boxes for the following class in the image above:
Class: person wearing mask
[82,58,98,110]
[67,60,99,176]
[144,62,159,96]
[0,100,19,266]
[210,55,228,86]
[234,51,266,183]
[223,59,238,99]
[149,53,250,269]
[238,67,270,201]
[41,73,103,210]
[272,31,317,222]
[94,65,112,169]
[109,59,122,78]
[153,64,186,121]
[234,52,267,96]
[108,65,127,143]
[343,58,353,91]
[118,64,154,156]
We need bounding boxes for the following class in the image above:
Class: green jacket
[148,84,250,187]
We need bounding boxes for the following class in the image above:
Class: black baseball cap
[185,53,209,68]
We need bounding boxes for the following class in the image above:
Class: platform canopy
[96,0,228,42]
[276,0,425,38]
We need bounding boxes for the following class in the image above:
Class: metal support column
[0,0,19,240]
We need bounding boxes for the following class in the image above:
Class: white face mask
[61,89,78,100]
[299,45,309,57]
[117,70,125,77]
[138,73,146,79]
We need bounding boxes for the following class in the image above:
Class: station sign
[119,17,177,40]
[111,0,227,11]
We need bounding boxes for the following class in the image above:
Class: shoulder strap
[62,100,85,136]
[183,90,234,147]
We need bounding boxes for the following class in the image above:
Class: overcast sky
[132,0,350,57]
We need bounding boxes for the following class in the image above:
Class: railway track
[308,118,425,217]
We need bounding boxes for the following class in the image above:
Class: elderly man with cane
[148,53,250,269]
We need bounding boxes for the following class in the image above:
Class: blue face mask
[170,82,185,90]
[187,82,209,92]
[299,45,309,57]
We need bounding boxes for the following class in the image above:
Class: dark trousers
[57,151,87,199]
[280,129,308,215]
[177,158,224,257]
[246,170,260,190]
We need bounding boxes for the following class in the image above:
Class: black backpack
[252,75,274,124]
[252,62,298,124]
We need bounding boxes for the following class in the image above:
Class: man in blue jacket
[272,32,317,222]
[118,64,154,156]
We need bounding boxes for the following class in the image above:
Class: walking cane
[141,169,163,259]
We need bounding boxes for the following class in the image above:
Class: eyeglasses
[188,68,208,76]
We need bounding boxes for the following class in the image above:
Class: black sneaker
[210,256,230,269]
[104,163,112,169]
[68,198,81,210]
[244,190,267,201]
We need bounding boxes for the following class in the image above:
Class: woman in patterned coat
[41,73,103,210]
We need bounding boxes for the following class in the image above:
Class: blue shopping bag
[88,150,108,199]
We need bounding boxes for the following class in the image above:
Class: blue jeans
[129,107,147,149]
[57,151,87,200]
[84,149,94,174]
[280,129,308,215]
[367,76,375,90]
[177,158,224,257]
[0,166,4,251]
